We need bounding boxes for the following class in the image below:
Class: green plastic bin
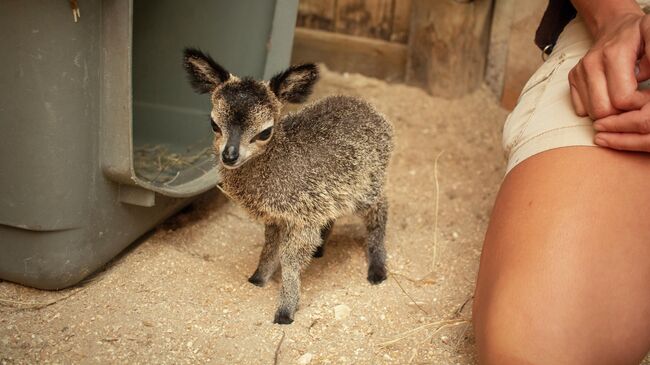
[0,0,298,289]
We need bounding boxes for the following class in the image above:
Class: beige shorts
[503,1,650,173]
[502,16,596,173]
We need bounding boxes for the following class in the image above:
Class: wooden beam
[291,27,407,82]
[500,0,546,109]
[405,0,494,98]
[334,0,394,41]
[391,0,412,43]
[296,0,337,31]
[485,0,514,100]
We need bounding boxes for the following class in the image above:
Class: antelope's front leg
[274,226,320,324]
[363,196,388,284]
[248,223,283,287]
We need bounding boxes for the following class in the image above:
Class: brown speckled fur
[183,48,394,324]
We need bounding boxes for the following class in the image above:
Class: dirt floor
[1,68,645,364]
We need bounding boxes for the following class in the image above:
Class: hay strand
[378,318,468,347]
[391,274,429,315]
[431,150,445,270]
[273,331,286,365]
[133,144,214,185]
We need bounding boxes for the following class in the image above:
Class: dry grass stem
[390,274,429,315]
[431,150,445,270]
[273,331,286,365]
[408,348,418,364]
[390,271,437,286]
[452,322,471,351]
[133,144,214,184]
[378,318,469,347]
[453,295,473,318]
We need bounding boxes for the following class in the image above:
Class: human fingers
[580,52,619,118]
[569,68,587,116]
[570,61,593,117]
[593,104,650,133]
[594,131,650,152]
[603,31,650,111]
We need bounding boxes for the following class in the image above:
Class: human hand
[593,102,650,152]
[568,12,650,120]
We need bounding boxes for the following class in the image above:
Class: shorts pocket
[502,53,567,157]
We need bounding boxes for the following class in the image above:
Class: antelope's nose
[222,146,239,165]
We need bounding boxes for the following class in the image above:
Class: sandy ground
[1,68,646,364]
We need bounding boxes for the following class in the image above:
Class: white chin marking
[221,160,246,169]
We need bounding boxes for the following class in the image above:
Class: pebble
[297,352,313,364]
[333,304,351,320]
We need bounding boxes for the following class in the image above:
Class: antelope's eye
[210,119,221,134]
[252,126,273,142]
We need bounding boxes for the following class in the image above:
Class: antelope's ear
[269,63,319,103]
[183,48,231,94]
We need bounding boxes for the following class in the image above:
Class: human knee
[474,295,567,365]
[473,287,646,365]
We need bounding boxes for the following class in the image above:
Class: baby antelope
[183,48,394,324]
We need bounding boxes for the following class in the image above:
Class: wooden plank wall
[405,0,493,98]
[292,28,408,81]
[293,0,412,82]
[499,0,546,109]
[293,0,493,98]
[295,0,337,31]
[296,0,412,43]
